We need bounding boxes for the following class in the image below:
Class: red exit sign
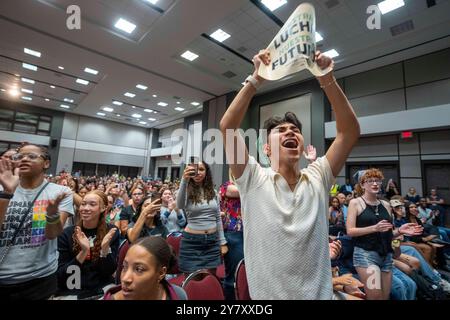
[401,131,413,139]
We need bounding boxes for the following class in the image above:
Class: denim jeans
[391,267,417,300]
[400,245,441,284]
[438,227,450,242]
[223,231,244,300]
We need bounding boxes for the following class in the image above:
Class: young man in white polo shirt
[220,50,360,299]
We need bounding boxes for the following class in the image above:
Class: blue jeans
[223,231,244,300]
[438,227,450,242]
[391,267,417,300]
[400,245,441,284]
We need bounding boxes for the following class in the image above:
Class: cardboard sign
[257,3,332,80]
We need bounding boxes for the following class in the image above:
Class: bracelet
[0,192,13,200]
[46,213,60,223]
[46,215,61,225]
[320,77,337,89]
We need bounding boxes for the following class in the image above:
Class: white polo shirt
[235,155,334,300]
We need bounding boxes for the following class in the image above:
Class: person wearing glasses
[0,143,74,300]
[346,169,423,300]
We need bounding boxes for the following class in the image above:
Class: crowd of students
[1,49,449,300]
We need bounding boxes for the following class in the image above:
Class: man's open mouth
[282,139,298,149]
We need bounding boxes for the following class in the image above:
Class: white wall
[56,114,150,173]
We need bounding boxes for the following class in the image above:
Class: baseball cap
[390,199,403,208]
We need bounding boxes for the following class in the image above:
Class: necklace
[363,196,380,216]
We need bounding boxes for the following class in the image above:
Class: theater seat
[182,270,225,300]
[234,259,251,300]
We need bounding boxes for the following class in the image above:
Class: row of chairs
[116,234,250,300]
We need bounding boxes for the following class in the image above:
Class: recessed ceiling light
[132,113,142,118]
[144,109,153,113]
[45,98,50,101]
[50,85,56,89]
[22,63,38,71]
[114,18,137,34]
[21,96,32,101]
[103,107,114,112]
[58,66,65,70]
[8,89,19,97]
[139,121,147,125]
[148,117,156,121]
[210,29,231,42]
[60,104,70,109]
[21,78,35,84]
[144,0,159,4]
[315,32,323,42]
[261,0,287,12]
[136,84,148,90]
[323,49,340,59]
[152,94,157,98]
[378,0,405,14]
[84,67,99,75]
[97,112,106,116]
[131,106,136,109]
[21,88,33,94]
[176,101,181,104]
[175,107,185,111]
[158,102,168,107]
[76,78,89,85]
[181,50,199,61]
[64,98,74,103]
[124,92,136,98]
[191,102,200,106]
[116,114,121,117]
[112,101,123,106]
[24,48,41,58]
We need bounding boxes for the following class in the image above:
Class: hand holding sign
[257,3,333,81]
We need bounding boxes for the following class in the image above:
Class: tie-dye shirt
[219,181,243,232]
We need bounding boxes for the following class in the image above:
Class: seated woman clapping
[57,190,120,299]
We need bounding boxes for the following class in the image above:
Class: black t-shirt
[57,224,120,297]
[119,205,137,223]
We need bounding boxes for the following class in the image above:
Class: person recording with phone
[176,159,227,275]
[127,196,168,243]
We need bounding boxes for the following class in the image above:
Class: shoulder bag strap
[0,181,50,265]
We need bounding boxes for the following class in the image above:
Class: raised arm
[316,52,360,177]
[220,51,269,179]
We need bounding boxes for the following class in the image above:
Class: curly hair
[72,190,108,262]
[354,168,384,197]
[187,161,215,205]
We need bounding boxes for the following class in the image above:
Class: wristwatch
[244,75,261,90]
[0,192,13,200]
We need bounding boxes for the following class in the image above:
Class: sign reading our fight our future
[257,3,332,81]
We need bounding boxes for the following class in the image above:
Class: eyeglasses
[364,179,383,185]
[409,206,417,209]
[11,153,46,161]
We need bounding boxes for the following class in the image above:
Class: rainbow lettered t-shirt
[0,180,73,284]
